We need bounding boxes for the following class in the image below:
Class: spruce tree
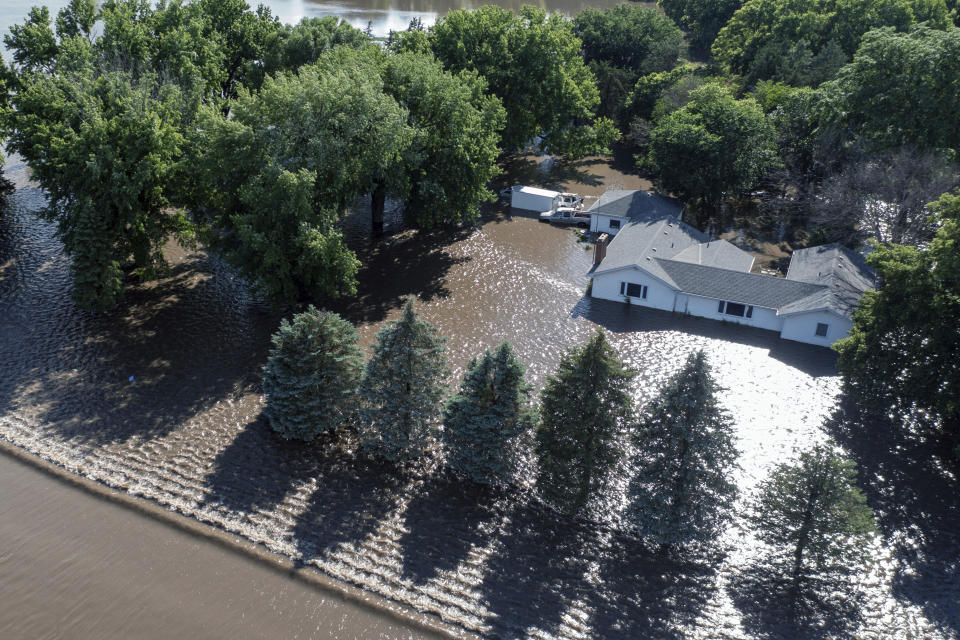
[360,297,449,463]
[748,445,877,586]
[443,342,537,486]
[536,330,635,516]
[262,307,364,441]
[628,350,739,549]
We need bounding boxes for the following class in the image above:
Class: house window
[609,219,621,230]
[815,322,829,337]
[725,302,746,317]
[718,301,751,317]
[626,283,647,299]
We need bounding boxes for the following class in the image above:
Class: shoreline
[0,436,472,640]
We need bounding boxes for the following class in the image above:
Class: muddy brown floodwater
[1,150,958,640]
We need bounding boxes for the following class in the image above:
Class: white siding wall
[591,269,677,311]
[780,311,852,347]
[683,294,782,332]
[590,214,626,235]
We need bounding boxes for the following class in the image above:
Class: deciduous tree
[647,84,778,224]
[835,192,960,454]
[573,4,682,74]
[748,445,877,584]
[659,0,744,53]
[262,307,364,441]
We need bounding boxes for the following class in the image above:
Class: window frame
[609,219,621,230]
[815,322,829,337]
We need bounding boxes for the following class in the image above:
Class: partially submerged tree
[262,307,364,441]
[573,4,683,74]
[536,330,635,516]
[835,191,960,455]
[647,83,778,226]
[443,342,537,486]
[430,5,617,156]
[748,445,877,586]
[360,298,450,463]
[629,350,739,549]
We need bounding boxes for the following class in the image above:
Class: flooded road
[0,450,444,640]
[2,144,957,640]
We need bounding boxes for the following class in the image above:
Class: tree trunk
[371,182,386,237]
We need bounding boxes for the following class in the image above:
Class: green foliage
[190,52,410,305]
[659,0,745,52]
[536,330,635,516]
[629,350,739,548]
[748,445,877,581]
[360,298,450,463]
[381,52,505,228]
[258,16,369,83]
[573,4,683,74]
[6,66,194,310]
[817,26,960,153]
[624,64,699,122]
[429,6,616,157]
[443,342,537,486]
[713,0,950,83]
[262,307,364,441]
[835,192,960,451]
[647,84,778,218]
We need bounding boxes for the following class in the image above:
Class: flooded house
[587,190,877,347]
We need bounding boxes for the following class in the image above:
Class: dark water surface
[0,451,443,640]
[2,143,957,640]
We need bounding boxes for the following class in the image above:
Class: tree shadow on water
[396,474,502,586]
[290,456,406,564]
[824,393,960,637]
[201,415,325,515]
[331,226,473,325]
[729,561,866,640]
[477,503,594,638]
[588,534,718,639]
[1,242,276,446]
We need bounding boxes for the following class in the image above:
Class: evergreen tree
[536,330,635,516]
[360,297,449,463]
[629,350,739,549]
[262,307,364,441]
[443,342,537,486]
[748,445,877,585]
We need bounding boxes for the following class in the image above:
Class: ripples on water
[1,158,957,640]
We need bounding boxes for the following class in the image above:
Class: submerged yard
[0,155,957,639]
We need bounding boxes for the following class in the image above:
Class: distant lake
[0,0,658,46]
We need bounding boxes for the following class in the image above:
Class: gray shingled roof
[594,215,708,275]
[590,192,875,319]
[671,240,755,272]
[654,260,826,309]
[780,244,877,317]
[588,189,684,220]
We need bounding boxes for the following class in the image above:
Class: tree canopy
[647,83,778,223]
[817,26,960,154]
[359,298,450,464]
[536,330,635,516]
[659,0,745,52]
[712,0,950,83]
[835,192,960,454]
[429,5,617,156]
[443,342,537,486]
[573,3,683,74]
[749,445,876,583]
[262,308,364,441]
[629,351,739,549]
